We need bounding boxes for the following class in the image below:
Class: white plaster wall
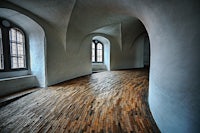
[29,30,46,87]
[104,41,111,71]
[111,32,146,70]
[139,1,200,132]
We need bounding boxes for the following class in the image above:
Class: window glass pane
[19,34,23,43]
[97,43,102,50]
[18,44,23,56]
[92,42,95,49]
[97,49,103,62]
[10,28,26,69]
[17,31,21,42]
[11,57,18,68]
[11,29,16,41]
[0,29,4,69]
[18,56,25,68]
[97,43,103,62]
[11,43,17,55]
[92,42,95,62]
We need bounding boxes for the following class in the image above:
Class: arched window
[9,28,26,69]
[92,40,103,63]
[0,18,27,71]
[0,28,3,70]
[92,42,95,62]
[97,43,103,62]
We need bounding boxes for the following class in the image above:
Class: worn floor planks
[0,69,160,133]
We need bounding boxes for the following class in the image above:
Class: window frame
[0,18,28,72]
[92,40,104,63]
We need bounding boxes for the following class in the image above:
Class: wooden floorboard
[0,69,160,133]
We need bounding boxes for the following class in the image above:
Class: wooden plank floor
[0,69,160,133]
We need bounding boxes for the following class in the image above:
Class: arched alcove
[80,33,119,74]
[92,36,111,72]
[0,8,46,96]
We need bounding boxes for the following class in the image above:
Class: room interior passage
[0,69,160,133]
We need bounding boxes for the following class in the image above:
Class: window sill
[0,74,38,97]
[92,62,104,65]
[0,75,35,81]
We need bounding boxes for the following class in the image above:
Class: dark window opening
[0,28,3,70]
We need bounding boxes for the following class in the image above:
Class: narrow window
[9,28,26,69]
[92,40,103,63]
[97,42,103,62]
[0,28,3,70]
[92,42,95,62]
